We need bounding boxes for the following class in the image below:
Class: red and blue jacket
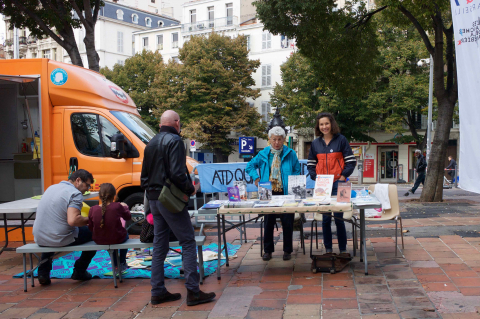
[307,134,356,182]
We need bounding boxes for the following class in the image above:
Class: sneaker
[325,248,333,254]
[187,289,216,306]
[404,192,410,196]
[118,263,128,274]
[71,269,93,281]
[283,253,292,261]
[38,275,51,286]
[262,253,272,261]
[151,291,182,305]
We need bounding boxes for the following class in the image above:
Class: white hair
[415,149,421,154]
[268,126,286,138]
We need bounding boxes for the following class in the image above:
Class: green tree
[153,33,266,162]
[100,50,163,127]
[270,52,378,142]
[255,0,457,202]
[0,0,104,71]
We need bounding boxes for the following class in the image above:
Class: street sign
[190,140,196,152]
[239,137,256,155]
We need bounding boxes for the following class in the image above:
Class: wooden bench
[16,236,206,292]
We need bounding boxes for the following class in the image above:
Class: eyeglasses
[83,181,92,190]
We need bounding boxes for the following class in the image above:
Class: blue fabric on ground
[14,243,240,279]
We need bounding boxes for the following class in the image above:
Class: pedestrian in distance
[405,150,427,196]
[307,112,356,254]
[246,126,301,261]
[141,110,215,306]
[445,156,457,184]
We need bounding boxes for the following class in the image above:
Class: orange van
[0,59,157,232]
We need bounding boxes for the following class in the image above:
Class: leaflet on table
[253,200,285,208]
[233,181,248,200]
[223,200,257,208]
[351,196,381,206]
[227,186,241,202]
[271,195,295,200]
[313,175,334,203]
[258,182,272,200]
[282,200,300,207]
[337,182,352,203]
[202,200,229,209]
[302,198,331,206]
[288,175,307,199]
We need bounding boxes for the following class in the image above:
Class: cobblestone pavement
[1,204,480,318]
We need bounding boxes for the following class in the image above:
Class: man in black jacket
[405,150,427,196]
[446,156,457,184]
[141,110,215,306]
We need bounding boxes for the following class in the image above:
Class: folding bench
[16,241,109,292]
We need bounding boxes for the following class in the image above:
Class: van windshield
[111,111,157,144]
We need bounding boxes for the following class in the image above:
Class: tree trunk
[84,28,100,72]
[59,30,84,68]
[214,149,229,163]
[420,98,455,202]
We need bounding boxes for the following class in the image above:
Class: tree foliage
[0,0,104,71]
[256,0,458,202]
[100,50,163,127]
[153,33,266,162]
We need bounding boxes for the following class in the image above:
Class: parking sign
[239,137,256,155]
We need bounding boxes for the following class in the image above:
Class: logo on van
[50,68,68,86]
[109,85,128,103]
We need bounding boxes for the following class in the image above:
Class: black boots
[187,289,216,306]
[151,291,182,305]
[70,269,92,281]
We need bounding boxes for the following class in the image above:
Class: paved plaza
[1,186,480,319]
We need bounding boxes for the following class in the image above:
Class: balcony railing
[19,36,27,45]
[182,16,238,33]
[172,41,178,49]
[5,39,13,46]
[157,44,163,50]
[27,36,38,44]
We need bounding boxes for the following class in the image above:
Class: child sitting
[88,183,131,272]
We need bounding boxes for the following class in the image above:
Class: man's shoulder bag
[159,178,190,213]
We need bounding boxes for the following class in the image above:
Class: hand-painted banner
[197,160,315,193]
[450,0,480,194]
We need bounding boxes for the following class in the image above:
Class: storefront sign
[363,153,375,178]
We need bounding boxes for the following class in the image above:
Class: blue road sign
[239,137,255,155]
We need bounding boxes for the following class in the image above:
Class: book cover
[337,182,352,203]
[283,200,299,207]
[227,186,241,202]
[288,175,307,199]
[253,200,284,208]
[258,181,272,200]
[313,175,334,202]
[233,180,248,200]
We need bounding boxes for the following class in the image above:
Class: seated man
[32,169,96,285]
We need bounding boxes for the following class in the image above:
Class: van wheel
[124,192,145,235]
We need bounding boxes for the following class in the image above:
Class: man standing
[446,156,457,184]
[405,150,427,196]
[141,110,215,306]
[33,169,96,285]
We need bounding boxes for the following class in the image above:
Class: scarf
[269,148,283,192]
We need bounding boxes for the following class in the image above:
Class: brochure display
[258,182,272,200]
[337,182,352,203]
[288,175,307,199]
[313,175,334,203]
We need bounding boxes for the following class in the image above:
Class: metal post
[455,165,458,188]
[426,54,434,164]
[13,27,19,59]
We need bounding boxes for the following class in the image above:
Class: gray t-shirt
[33,181,83,247]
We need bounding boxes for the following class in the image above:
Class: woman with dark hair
[307,113,356,254]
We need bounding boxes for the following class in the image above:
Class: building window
[132,14,138,24]
[262,32,271,50]
[151,0,155,2]
[158,21,164,27]
[190,9,196,24]
[117,60,124,66]
[132,35,135,55]
[32,52,37,58]
[172,32,178,48]
[246,35,251,51]
[52,48,57,60]
[262,64,271,87]
[261,101,271,122]
[78,28,85,51]
[226,3,233,25]
[146,18,152,27]
[117,31,124,53]
[157,35,163,50]
[116,9,124,20]
[172,56,180,63]
[43,49,50,59]
[142,37,149,49]
[281,35,292,49]
[208,6,214,27]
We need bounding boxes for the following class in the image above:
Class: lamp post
[417,55,434,164]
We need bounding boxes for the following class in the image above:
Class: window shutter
[267,33,271,49]
[262,34,266,50]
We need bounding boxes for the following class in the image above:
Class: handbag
[140,218,154,243]
[159,178,190,213]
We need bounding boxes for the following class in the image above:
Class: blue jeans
[322,181,347,251]
[38,226,96,277]
[149,200,199,296]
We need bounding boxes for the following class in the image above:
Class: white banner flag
[450,0,480,194]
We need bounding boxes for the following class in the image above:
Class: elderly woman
[246,126,301,261]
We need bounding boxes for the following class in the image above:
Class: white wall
[182,0,240,24]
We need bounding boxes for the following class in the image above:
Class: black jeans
[263,213,295,254]
[38,226,96,277]
[411,172,426,193]
[322,181,347,251]
[113,233,129,266]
